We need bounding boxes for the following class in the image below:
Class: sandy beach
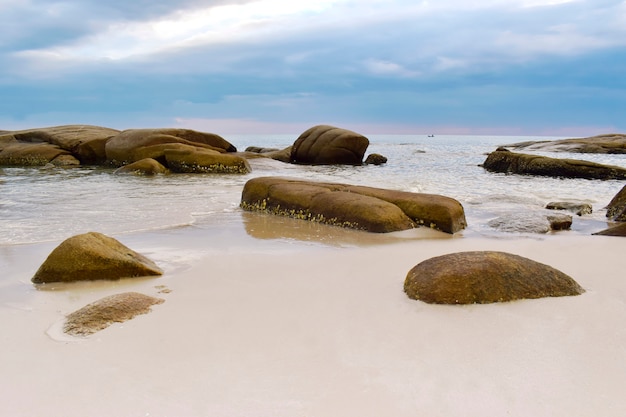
[1,213,625,417]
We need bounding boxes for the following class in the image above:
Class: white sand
[1,220,626,417]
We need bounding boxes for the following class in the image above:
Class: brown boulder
[606,184,626,221]
[32,232,163,284]
[482,150,626,180]
[240,177,466,234]
[114,158,170,175]
[64,292,164,336]
[291,125,369,165]
[105,128,236,165]
[164,147,251,174]
[404,251,585,304]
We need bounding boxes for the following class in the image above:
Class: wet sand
[1,215,626,416]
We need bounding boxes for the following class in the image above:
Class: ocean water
[1,134,625,247]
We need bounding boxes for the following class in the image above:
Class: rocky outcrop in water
[32,232,163,284]
[404,251,585,304]
[64,292,164,336]
[290,125,369,165]
[240,176,467,234]
[0,125,119,166]
[482,149,626,180]
[502,133,626,154]
[104,128,236,165]
[0,125,247,174]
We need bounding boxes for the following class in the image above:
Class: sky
[1,0,626,136]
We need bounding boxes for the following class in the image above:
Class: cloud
[1,0,626,134]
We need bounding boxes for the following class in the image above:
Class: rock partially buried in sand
[404,251,584,304]
[64,292,164,336]
[32,232,163,284]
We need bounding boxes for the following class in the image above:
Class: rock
[114,158,170,175]
[488,212,551,234]
[501,133,626,154]
[365,153,388,165]
[164,147,251,174]
[547,214,572,231]
[245,146,280,153]
[105,128,236,165]
[240,177,466,234]
[606,184,626,221]
[290,125,369,165]
[593,222,626,237]
[404,251,585,304]
[546,201,593,216]
[64,292,164,336]
[0,125,120,165]
[32,232,163,284]
[482,150,626,180]
[0,141,75,166]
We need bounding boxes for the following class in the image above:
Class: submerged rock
[482,150,626,180]
[64,292,164,336]
[290,125,369,165]
[32,232,163,284]
[240,176,466,234]
[404,251,585,304]
[546,201,592,216]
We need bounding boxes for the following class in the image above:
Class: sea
[1,134,625,248]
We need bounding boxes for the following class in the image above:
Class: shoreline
[2,219,626,416]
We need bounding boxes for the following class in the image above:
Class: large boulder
[240,177,466,234]
[32,232,163,284]
[606,184,626,221]
[0,125,120,165]
[290,125,369,165]
[404,251,585,304]
[64,292,164,336]
[164,147,251,174]
[105,128,237,166]
[482,149,626,180]
[501,133,626,154]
